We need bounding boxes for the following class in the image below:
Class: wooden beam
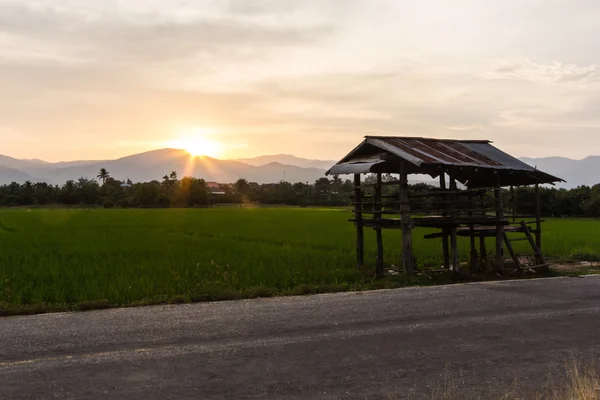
[510,186,516,223]
[400,163,414,275]
[494,178,505,273]
[479,234,487,263]
[439,173,450,270]
[354,174,364,269]
[449,174,459,272]
[468,192,478,272]
[534,184,542,262]
[375,173,384,277]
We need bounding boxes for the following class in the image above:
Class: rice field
[1,208,599,314]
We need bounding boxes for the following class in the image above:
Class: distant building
[206,181,226,195]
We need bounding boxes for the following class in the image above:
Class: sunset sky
[1,0,599,162]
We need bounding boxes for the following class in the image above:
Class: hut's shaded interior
[327,136,565,276]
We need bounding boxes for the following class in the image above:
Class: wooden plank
[408,187,495,198]
[354,174,364,269]
[355,181,402,188]
[522,220,545,225]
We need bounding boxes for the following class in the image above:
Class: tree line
[0,170,354,208]
[1,169,600,217]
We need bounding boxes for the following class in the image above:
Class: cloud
[481,59,600,85]
[447,125,478,131]
[0,2,334,66]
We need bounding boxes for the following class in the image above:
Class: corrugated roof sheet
[327,136,564,186]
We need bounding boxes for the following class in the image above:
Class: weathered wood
[353,174,364,269]
[374,173,384,277]
[354,180,401,188]
[479,234,487,262]
[408,187,495,198]
[534,184,542,264]
[449,174,459,272]
[510,186,516,223]
[494,178,505,273]
[358,217,509,230]
[468,192,478,272]
[520,221,547,271]
[400,163,414,275]
[439,173,450,269]
[502,233,522,271]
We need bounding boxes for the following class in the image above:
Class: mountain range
[0,149,598,188]
[520,156,600,188]
[0,150,330,185]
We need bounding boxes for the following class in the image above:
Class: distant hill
[236,154,337,170]
[0,154,43,171]
[0,149,328,185]
[0,165,35,184]
[2,150,599,188]
[520,156,600,188]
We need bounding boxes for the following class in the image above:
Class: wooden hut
[326,136,564,276]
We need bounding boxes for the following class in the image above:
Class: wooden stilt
[510,186,516,223]
[449,174,459,272]
[439,173,450,269]
[494,177,505,273]
[534,184,542,261]
[478,191,487,267]
[534,184,547,271]
[375,173,384,277]
[468,192,478,272]
[479,234,487,264]
[400,163,414,275]
[353,174,364,269]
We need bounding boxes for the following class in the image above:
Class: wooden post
[510,186,516,223]
[479,234,487,263]
[449,174,459,272]
[534,183,542,259]
[478,191,487,265]
[439,173,450,269]
[494,178,505,273]
[375,173,384,277]
[400,163,414,275]
[354,174,364,269]
[468,192,478,272]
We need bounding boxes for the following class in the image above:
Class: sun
[180,137,221,157]
[170,128,222,158]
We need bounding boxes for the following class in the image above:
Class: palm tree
[97,168,110,185]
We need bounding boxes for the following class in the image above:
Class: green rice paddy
[1,208,599,314]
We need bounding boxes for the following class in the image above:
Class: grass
[418,359,600,399]
[0,208,599,315]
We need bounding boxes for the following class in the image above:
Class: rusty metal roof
[327,136,564,186]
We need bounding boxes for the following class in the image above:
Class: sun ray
[168,127,222,158]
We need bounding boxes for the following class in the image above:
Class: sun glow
[170,128,222,158]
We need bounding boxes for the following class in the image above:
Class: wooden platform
[423,225,540,239]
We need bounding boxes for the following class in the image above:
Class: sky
[1,0,600,162]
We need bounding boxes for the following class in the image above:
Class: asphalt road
[1,276,600,400]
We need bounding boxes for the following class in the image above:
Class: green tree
[234,178,250,195]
